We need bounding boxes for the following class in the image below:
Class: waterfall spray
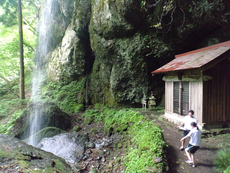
[28,0,54,146]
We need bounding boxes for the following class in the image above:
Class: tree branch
[23,41,35,52]
[23,17,37,35]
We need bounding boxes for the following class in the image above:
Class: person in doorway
[177,110,197,150]
[181,122,201,167]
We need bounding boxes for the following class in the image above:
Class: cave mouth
[82,25,95,75]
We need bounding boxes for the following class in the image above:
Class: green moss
[17,160,31,169]
[0,147,26,160]
[0,149,8,158]
[73,126,81,132]
[53,159,68,172]
[84,117,93,125]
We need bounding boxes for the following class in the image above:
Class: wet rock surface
[24,127,66,146]
[38,132,89,164]
[0,134,74,172]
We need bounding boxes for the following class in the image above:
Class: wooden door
[173,81,189,115]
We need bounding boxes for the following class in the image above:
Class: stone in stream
[86,142,95,148]
[153,156,163,164]
[0,134,74,172]
[37,132,89,163]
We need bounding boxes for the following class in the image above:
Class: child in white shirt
[181,122,202,167]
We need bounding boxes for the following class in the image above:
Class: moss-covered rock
[9,102,71,140]
[0,134,74,172]
[24,127,66,146]
[88,32,149,105]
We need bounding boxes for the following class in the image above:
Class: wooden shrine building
[152,41,230,129]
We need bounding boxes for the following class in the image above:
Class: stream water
[28,0,54,146]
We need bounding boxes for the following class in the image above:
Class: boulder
[38,132,89,163]
[23,127,66,146]
[9,102,72,140]
[0,134,74,172]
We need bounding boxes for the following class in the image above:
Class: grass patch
[214,148,230,172]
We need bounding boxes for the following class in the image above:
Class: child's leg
[191,154,195,164]
[185,149,191,160]
[181,139,185,147]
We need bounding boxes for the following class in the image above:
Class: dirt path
[142,112,218,173]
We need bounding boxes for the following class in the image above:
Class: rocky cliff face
[43,0,230,105]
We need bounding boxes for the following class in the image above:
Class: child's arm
[177,122,185,128]
[181,134,190,141]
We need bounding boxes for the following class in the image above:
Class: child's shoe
[185,160,193,164]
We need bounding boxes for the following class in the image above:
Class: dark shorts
[183,129,190,137]
[185,144,200,154]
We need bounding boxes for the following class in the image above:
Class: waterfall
[28,0,54,146]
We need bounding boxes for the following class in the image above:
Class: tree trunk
[18,0,25,99]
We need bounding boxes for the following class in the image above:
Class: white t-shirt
[183,115,197,130]
[188,127,202,146]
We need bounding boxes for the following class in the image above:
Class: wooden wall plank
[203,58,230,124]
[189,81,203,124]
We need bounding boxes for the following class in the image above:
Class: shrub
[214,148,230,172]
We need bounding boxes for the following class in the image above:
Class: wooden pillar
[179,81,182,115]
[200,70,204,125]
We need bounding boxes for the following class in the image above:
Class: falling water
[28,0,54,146]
